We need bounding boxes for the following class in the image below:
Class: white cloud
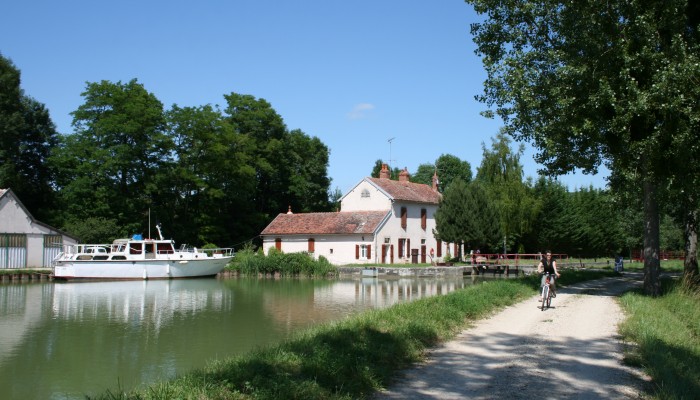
[347,103,375,119]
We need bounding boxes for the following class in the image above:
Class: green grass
[88,270,617,400]
[0,268,51,276]
[619,278,700,399]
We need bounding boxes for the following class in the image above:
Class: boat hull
[53,257,232,280]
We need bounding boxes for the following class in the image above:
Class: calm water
[0,275,494,399]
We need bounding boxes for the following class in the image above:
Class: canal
[0,275,499,399]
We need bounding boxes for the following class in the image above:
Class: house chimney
[379,163,390,179]
[287,205,293,214]
[398,167,410,182]
[432,169,439,191]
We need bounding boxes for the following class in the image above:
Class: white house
[261,165,459,265]
[0,188,78,269]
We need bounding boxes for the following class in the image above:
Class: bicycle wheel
[541,285,548,311]
[546,288,552,308]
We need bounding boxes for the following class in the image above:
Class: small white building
[0,188,78,269]
[261,165,458,265]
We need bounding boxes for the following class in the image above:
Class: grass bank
[619,277,700,399]
[90,270,616,400]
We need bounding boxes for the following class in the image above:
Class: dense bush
[229,248,337,277]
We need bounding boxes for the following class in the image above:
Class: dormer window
[361,189,370,198]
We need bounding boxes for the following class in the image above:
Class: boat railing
[60,244,113,256]
[179,247,235,257]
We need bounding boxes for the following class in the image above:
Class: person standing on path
[538,250,560,300]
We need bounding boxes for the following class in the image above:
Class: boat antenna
[156,223,164,240]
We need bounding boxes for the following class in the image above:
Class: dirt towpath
[374,273,650,399]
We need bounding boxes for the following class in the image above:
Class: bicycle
[541,272,553,311]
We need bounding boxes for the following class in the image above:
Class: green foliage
[434,179,502,252]
[47,86,332,247]
[476,131,539,252]
[229,248,337,277]
[52,79,169,236]
[466,0,700,294]
[0,54,59,222]
[435,154,472,192]
[619,278,700,399]
[62,217,122,243]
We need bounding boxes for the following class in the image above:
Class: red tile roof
[261,211,389,235]
[368,177,441,204]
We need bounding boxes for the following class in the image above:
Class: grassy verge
[0,268,51,276]
[619,277,700,399]
[89,270,617,400]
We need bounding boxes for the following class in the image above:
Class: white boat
[53,225,234,280]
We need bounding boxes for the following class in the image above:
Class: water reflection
[0,275,490,399]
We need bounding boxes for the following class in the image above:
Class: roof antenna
[387,137,396,174]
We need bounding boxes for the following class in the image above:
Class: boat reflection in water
[51,280,230,333]
[0,274,490,399]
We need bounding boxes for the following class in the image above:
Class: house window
[384,237,390,244]
[398,238,410,258]
[421,208,427,230]
[308,238,315,253]
[361,189,370,198]
[355,244,372,259]
[275,238,282,251]
[401,207,407,229]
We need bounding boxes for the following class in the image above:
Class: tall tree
[466,0,700,295]
[476,131,538,252]
[434,179,502,253]
[0,54,58,221]
[164,104,256,246]
[54,79,169,236]
[285,129,332,212]
[435,154,472,192]
[223,93,289,224]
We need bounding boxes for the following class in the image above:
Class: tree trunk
[643,180,661,296]
[684,208,699,286]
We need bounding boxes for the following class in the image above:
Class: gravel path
[374,273,650,399]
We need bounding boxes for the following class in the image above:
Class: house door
[43,235,63,267]
[1,234,27,269]
[421,245,426,263]
[381,244,387,264]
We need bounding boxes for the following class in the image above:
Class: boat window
[129,243,143,255]
[145,243,155,254]
[157,242,174,254]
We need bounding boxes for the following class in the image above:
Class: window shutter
[355,245,359,259]
[407,239,411,257]
[436,240,442,257]
[421,208,427,230]
[308,238,315,253]
[367,245,371,259]
[401,207,407,229]
[275,238,282,250]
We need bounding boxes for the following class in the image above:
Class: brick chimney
[398,167,410,182]
[379,163,390,179]
[432,169,439,191]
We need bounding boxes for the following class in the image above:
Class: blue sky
[2,0,608,195]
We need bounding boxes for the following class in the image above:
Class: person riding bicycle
[537,250,561,301]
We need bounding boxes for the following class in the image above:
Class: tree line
[1,55,331,248]
[0,52,689,271]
